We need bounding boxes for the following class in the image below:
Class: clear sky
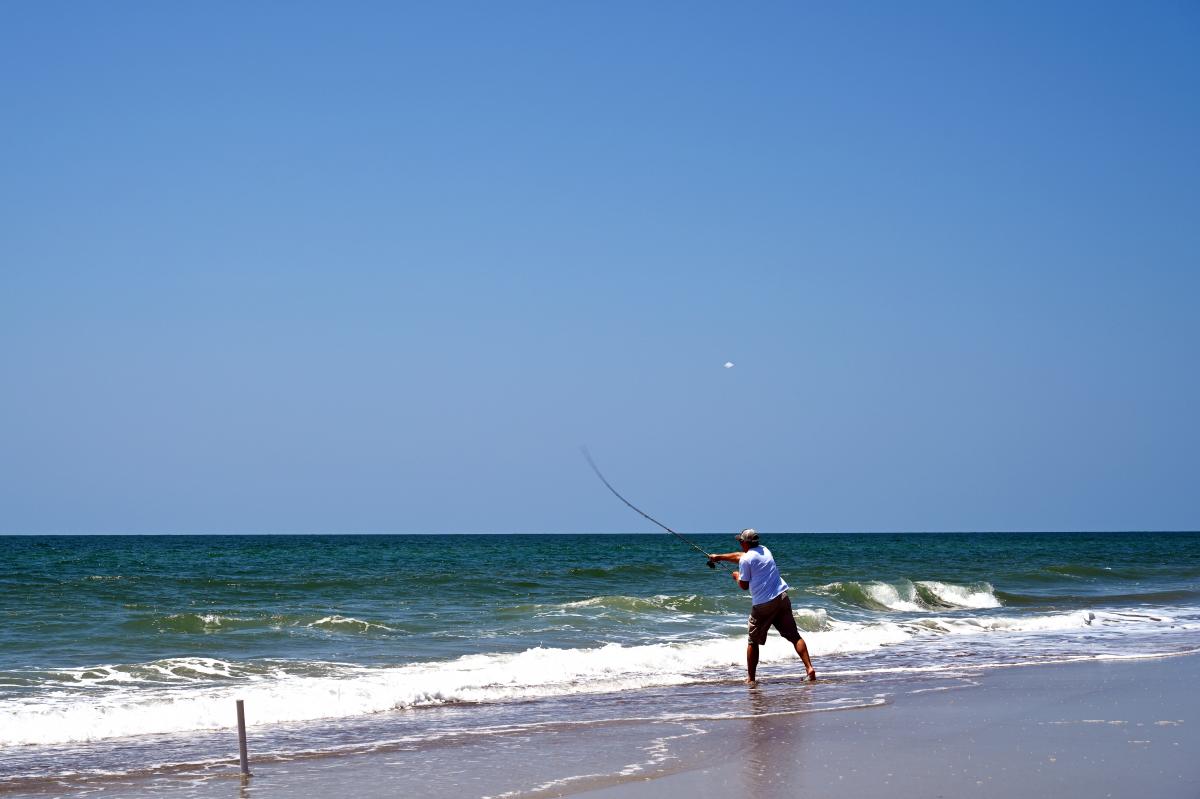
[2,2,1197,533]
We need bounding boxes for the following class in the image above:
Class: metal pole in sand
[236,699,251,777]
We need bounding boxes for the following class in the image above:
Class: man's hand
[732,571,741,582]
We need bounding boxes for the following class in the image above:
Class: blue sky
[2,2,1197,533]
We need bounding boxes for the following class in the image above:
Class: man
[709,529,817,687]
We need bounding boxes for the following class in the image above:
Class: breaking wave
[810,579,1000,611]
[5,605,1186,747]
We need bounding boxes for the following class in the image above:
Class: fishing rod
[581,447,716,568]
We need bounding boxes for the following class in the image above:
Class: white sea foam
[915,581,1001,609]
[48,658,283,686]
[4,632,902,746]
[306,615,395,632]
[161,613,230,628]
[911,610,1101,635]
[3,607,1194,747]
[864,582,923,612]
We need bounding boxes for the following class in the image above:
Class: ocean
[2,532,1198,796]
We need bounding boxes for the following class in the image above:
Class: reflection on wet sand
[740,681,814,798]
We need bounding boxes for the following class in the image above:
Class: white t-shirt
[738,545,789,606]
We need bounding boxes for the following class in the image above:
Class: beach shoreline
[10,651,1195,799]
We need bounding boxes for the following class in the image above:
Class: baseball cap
[735,528,759,545]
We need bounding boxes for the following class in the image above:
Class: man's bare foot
[745,678,759,689]
[806,668,817,681]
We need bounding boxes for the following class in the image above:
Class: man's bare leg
[746,643,759,685]
[793,637,817,680]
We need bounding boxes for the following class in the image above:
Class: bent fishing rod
[581,447,717,568]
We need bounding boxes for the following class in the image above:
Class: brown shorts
[747,592,801,646]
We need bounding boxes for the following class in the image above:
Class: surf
[6,603,1195,747]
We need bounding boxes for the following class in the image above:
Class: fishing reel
[706,558,716,569]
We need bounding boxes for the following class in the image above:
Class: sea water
[1,532,1198,793]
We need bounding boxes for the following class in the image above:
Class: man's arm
[707,552,752,591]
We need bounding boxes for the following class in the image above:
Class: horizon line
[2,529,1197,536]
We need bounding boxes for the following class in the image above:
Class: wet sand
[581,654,1200,799]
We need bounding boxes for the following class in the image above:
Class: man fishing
[709,529,817,687]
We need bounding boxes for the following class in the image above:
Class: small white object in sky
[724,362,735,369]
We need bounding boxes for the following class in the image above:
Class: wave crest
[559,594,733,615]
[811,579,999,611]
[119,612,398,635]
[306,615,395,633]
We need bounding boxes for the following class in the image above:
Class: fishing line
[581,447,716,568]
